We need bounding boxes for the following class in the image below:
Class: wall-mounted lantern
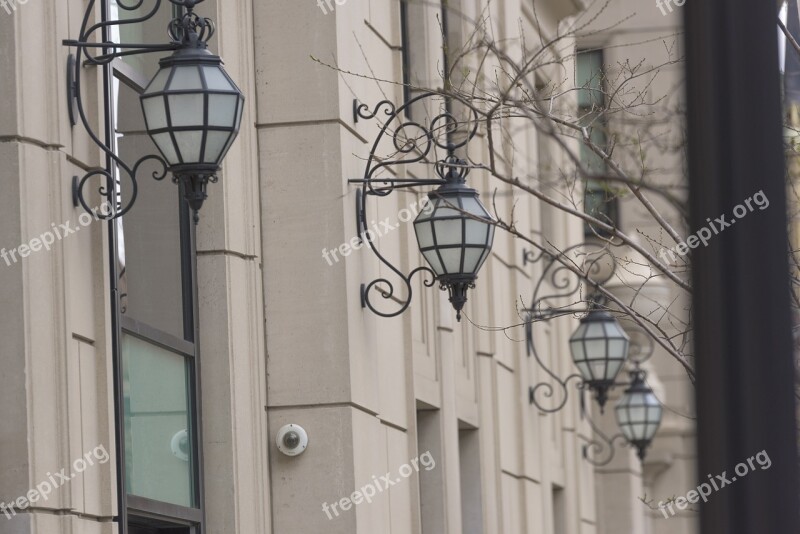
[350,94,495,321]
[64,0,244,222]
[412,159,495,319]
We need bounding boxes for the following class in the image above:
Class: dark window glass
[129,518,193,534]
[576,49,619,235]
[123,332,195,507]
[115,80,186,340]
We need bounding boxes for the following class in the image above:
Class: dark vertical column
[685,1,799,533]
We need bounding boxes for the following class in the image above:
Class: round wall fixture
[276,424,309,457]
[171,429,190,462]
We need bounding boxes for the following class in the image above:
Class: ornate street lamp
[615,369,663,460]
[350,93,493,320]
[413,159,495,319]
[569,308,630,409]
[64,0,244,222]
[523,244,663,465]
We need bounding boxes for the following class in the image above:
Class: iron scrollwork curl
[64,0,210,220]
[578,387,638,467]
[350,93,480,318]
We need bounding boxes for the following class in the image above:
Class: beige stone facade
[0,1,695,534]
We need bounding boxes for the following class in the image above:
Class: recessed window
[553,485,566,534]
[417,407,445,533]
[401,0,453,119]
[459,427,484,534]
[576,49,619,235]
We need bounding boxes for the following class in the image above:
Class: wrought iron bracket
[350,93,479,318]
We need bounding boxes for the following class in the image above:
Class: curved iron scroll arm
[525,242,619,317]
[578,391,630,467]
[64,0,213,220]
[351,93,480,318]
[581,430,629,467]
[527,369,585,414]
[361,266,438,318]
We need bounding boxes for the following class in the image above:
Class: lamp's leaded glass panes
[616,386,663,442]
[122,333,195,507]
[569,314,629,382]
[414,192,495,278]
[110,1,177,80]
[140,63,245,168]
[115,80,185,339]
